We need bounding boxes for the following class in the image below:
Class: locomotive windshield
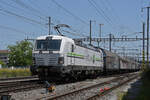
[36,39,61,51]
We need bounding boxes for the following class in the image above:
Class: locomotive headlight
[58,57,64,64]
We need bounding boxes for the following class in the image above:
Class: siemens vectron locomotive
[30,35,140,80]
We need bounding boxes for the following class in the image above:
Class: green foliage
[117,92,126,100]
[8,40,33,67]
[0,68,31,78]
[0,60,5,66]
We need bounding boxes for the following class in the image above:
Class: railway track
[0,76,43,96]
[0,75,38,81]
[87,74,139,100]
[39,72,139,100]
[0,83,43,95]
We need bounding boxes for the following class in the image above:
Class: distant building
[0,50,9,65]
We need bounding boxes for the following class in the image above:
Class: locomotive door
[71,45,75,65]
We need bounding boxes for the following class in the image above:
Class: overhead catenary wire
[69,27,88,37]
[103,0,124,37]
[3,0,80,35]
[48,0,89,37]
[91,0,118,27]
[0,5,48,33]
[11,0,47,18]
[0,24,27,34]
[51,0,88,25]
[0,6,85,37]
[104,0,122,24]
[87,0,113,26]
[61,29,87,37]
[27,0,49,17]
[0,0,47,21]
[0,8,46,26]
[99,0,120,25]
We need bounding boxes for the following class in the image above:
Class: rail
[87,75,139,100]
[39,73,139,100]
[0,76,37,81]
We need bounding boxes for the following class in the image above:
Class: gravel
[8,73,140,100]
[10,76,115,100]
[95,76,141,100]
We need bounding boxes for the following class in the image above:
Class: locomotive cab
[31,35,74,80]
[33,35,64,66]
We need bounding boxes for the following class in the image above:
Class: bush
[0,60,5,66]
[0,68,31,78]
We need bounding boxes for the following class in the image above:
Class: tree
[8,40,33,67]
[0,60,5,66]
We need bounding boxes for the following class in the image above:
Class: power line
[91,0,117,26]
[0,24,27,34]
[51,0,88,25]
[50,0,89,36]
[11,0,47,18]
[87,0,113,26]
[69,27,88,37]
[61,30,86,37]
[99,0,120,25]
[0,8,46,26]
[89,0,130,38]
[27,0,49,17]
[0,0,47,21]
[104,0,121,24]
[125,32,142,37]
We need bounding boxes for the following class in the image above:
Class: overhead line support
[48,16,51,35]
[146,7,150,68]
[142,22,145,71]
[109,34,112,51]
[90,20,92,45]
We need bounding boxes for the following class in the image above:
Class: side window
[71,45,74,52]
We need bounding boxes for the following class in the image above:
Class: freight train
[30,35,140,81]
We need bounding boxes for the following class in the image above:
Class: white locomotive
[31,35,140,80]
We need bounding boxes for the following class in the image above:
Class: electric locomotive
[30,35,140,81]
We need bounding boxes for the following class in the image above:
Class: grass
[117,91,126,100]
[0,68,31,78]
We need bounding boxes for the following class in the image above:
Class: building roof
[0,50,9,54]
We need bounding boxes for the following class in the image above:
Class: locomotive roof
[36,35,74,43]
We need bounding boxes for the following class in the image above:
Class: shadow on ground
[122,78,142,100]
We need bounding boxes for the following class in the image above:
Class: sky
[0,0,149,58]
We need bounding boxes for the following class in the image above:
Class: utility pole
[109,34,112,51]
[122,47,125,57]
[48,17,51,35]
[142,22,145,71]
[98,24,104,47]
[90,20,92,45]
[89,20,96,45]
[99,24,104,38]
[147,7,150,67]
[143,7,150,67]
